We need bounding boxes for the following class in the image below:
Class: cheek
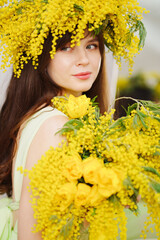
[98,57,101,71]
[47,57,63,81]
[94,53,101,73]
[47,61,55,79]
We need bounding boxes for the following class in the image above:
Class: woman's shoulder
[28,105,66,121]
[21,105,67,136]
[24,106,68,170]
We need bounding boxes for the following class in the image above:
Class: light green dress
[0,107,158,240]
[125,204,157,240]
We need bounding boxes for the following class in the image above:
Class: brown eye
[86,44,98,49]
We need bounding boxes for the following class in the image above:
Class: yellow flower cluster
[24,95,160,239]
[61,154,123,207]
[52,94,91,118]
[0,0,147,77]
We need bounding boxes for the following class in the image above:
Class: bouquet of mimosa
[20,95,160,240]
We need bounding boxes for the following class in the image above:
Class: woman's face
[47,33,102,96]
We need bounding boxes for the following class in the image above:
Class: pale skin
[47,34,101,97]
[12,33,102,239]
[12,115,68,240]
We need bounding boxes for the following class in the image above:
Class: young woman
[0,0,156,239]
[0,30,108,239]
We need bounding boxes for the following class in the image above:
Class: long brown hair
[0,31,109,196]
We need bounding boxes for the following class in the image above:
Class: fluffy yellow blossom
[0,0,147,76]
[22,95,160,239]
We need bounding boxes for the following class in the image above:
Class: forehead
[81,32,99,43]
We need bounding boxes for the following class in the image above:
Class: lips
[73,72,91,80]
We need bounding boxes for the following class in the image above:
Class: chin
[79,82,94,93]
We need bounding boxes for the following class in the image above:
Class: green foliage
[126,103,137,115]
[143,166,160,193]
[91,96,98,106]
[91,208,96,216]
[50,215,61,223]
[153,151,160,156]
[127,16,147,50]
[109,117,127,130]
[103,18,115,51]
[60,217,74,238]
[137,20,147,50]
[123,177,139,197]
[150,182,160,193]
[140,101,160,115]
[134,109,148,129]
[123,176,139,212]
[80,148,90,159]
[16,7,22,14]
[57,119,84,135]
[74,4,84,12]
[143,166,160,178]
[94,107,100,122]
[125,99,160,129]
[109,194,120,205]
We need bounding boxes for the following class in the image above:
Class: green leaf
[109,117,127,129]
[127,16,147,50]
[136,110,148,129]
[94,107,100,121]
[80,148,90,159]
[133,114,138,128]
[140,100,160,115]
[123,177,139,195]
[150,182,160,193]
[16,7,22,14]
[91,208,96,216]
[138,20,147,50]
[60,217,74,238]
[153,116,160,122]
[56,119,84,135]
[109,194,119,204]
[137,110,148,118]
[143,166,160,178]
[74,4,84,12]
[122,176,139,213]
[153,151,160,156]
[94,24,104,35]
[67,13,73,18]
[91,96,98,106]
[50,215,61,223]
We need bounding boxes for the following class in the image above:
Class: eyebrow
[87,37,99,43]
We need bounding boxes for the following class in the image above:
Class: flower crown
[0,0,147,77]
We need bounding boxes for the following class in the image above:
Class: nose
[75,48,89,66]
